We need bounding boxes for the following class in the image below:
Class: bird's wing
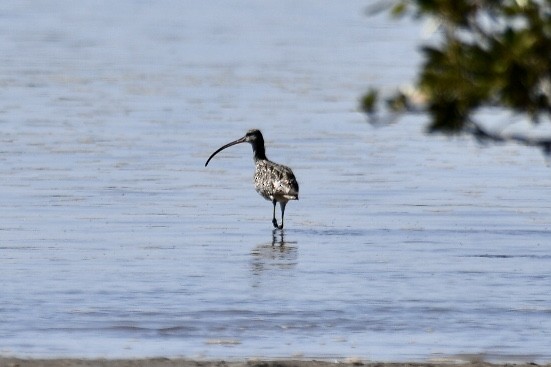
[255,161,298,199]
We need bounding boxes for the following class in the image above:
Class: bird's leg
[272,199,279,228]
[278,201,287,230]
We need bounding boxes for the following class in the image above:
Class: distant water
[1,1,551,363]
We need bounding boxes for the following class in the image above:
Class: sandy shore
[0,359,548,367]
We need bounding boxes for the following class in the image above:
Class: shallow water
[1,1,551,363]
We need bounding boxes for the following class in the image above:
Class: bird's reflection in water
[250,230,298,278]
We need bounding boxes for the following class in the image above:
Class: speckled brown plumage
[254,159,299,202]
[205,129,299,229]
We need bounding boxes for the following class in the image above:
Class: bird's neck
[252,144,267,161]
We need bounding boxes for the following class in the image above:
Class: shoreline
[1,359,549,367]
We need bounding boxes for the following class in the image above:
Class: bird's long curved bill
[205,136,246,166]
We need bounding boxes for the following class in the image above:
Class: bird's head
[205,129,266,167]
[244,129,263,143]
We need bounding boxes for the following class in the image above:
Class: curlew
[205,129,299,229]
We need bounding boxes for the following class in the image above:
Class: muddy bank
[0,359,547,367]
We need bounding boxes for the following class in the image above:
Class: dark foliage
[363,0,551,155]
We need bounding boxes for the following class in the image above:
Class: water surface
[1,1,551,363]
